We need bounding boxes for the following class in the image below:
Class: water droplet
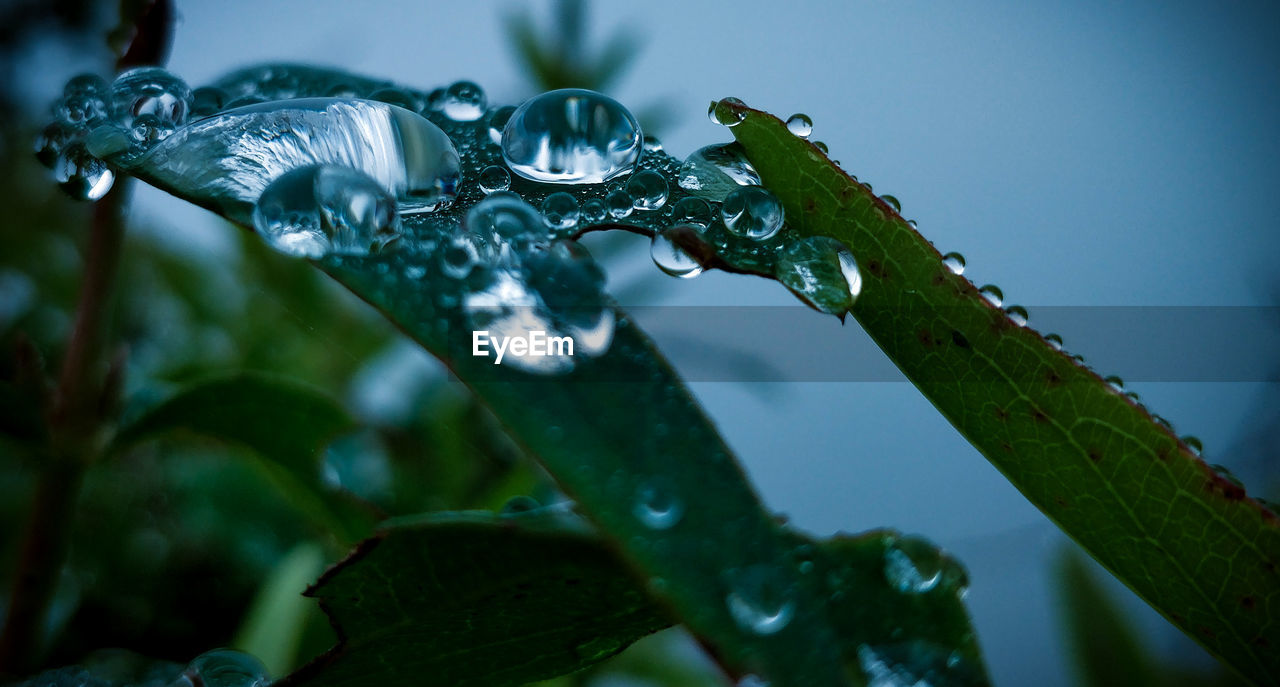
[581,198,607,223]
[978,284,1003,307]
[501,88,642,184]
[252,164,400,259]
[671,197,713,226]
[880,194,901,212]
[776,236,862,314]
[1210,464,1244,489]
[487,105,516,145]
[112,98,461,223]
[463,269,573,375]
[184,649,269,687]
[478,164,511,194]
[633,481,684,529]
[941,251,965,275]
[35,122,77,168]
[813,141,829,154]
[786,113,813,138]
[191,86,227,116]
[722,186,784,240]
[1181,435,1203,455]
[1104,375,1124,392]
[642,135,663,152]
[64,73,108,98]
[541,192,580,231]
[501,495,540,514]
[55,92,108,127]
[54,143,114,201]
[651,227,703,279]
[678,145,759,204]
[465,191,545,246]
[724,564,795,635]
[110,67,192,130]
[1005,305,1028,327]
[129,112,176,148]
[1045,333,1064,351]
[709,97,748,127]
[440,231,482,279]
[626,169,669,210]
[856,641,977,687]
[884,535,944,593]
[606,188,634,218]
[438,80,486,121]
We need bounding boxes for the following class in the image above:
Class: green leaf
[111,372,373,542]
[286,512,986,687]
[728,103,1280,685]
[1056,548,1160,687]
[234,542,328,676]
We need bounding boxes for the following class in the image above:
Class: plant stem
[0,181,131,677]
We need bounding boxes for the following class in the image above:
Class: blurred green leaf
[234,541,328,677]
[1056,548,1160,687]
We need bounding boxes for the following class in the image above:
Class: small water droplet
[501,495,540,514]
[786,113,813,137]
[884,535,944,593]
[64,73,108,98]
[54,143,114,201]
[478,164,511,194]
[110,67,192,130]
[677,143,761,200]
[1104,375,1125,392]
[633,481,684,529]
[776,236,862,314]
[606,188,634,218]
[541,192,580,230]
[671,197,713,226]
[642,134,663,152]
[581,198,607,223]
[626,169,669,210]
[978,284,1003,307]
[722,186,784,240]
[1044,333,1064,351]
[651,227,703,279]
[438,80,486,121]
[35,122,77,168]
[1181,435,1203,455]
[725,564,795,635]
[813,141,829,154]
[252,164,400,259]
[709,96,748,127]
[1005,305,1028,327]
[941,251,965,275]
[880,194,901,212]
[501,88,642,184]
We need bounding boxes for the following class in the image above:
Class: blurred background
[2,1,1278,685]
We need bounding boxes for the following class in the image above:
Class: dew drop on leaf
[709,96,748,127]
[110,67,192,130]
[501,88,642,184]
[977,284,1003,308]
[625,169,669,210]
[540,192,580,231]
[252,164,400,259]
[478,164,511,194]
[437,80,486,121]
[776,237,862,314]
[724,564,795,635]
[941,251,965,275]
[1005,305,1028,327]
[651,227,703,279]
[54,143,114,201]
[722,186,784,240]
[677,143,760,200]
[785,113,813,138]
[633,480,684,530]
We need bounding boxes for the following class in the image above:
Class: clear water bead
[978,284,1003,307]
[113,98,461,225]
[633,481,684,530]
[581,198,607,223]
[677,143,761,200]
[438,80,486,121]
[883,535,944,594]
[478,165,511,194]
[651,227,704,279]
[671,197,713,226]
[724,564,795,635]
[941,251,965,275]
[110,67,192,130]
[1005,305,1029,327]
[776,236,862,314]
[785,113,813,138]
[606,189,634,218]
[253,164,400,259]
[184,649,270,687]
[501,88,642,184]
[709,97,748,127]
[541,192,580,230]
[54,143,114,201]
[1045,333,1064,351]
[626,169,669,210]
[722,186,784,240]
[1182,435,1204,455]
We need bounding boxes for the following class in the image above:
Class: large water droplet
[437,80,487,121]
[626,169,669,210]
[786,113,813,138]
[651,227,703,279]
[883,535,944,593]
[709,97,748,127]
[941,251,965,275]
[252,164,400,258]
[978,284,1003,307]
[722,186,784,240]
[776,237,862,314]
[677,143,760,200]
[606,188,634,219]
[54,143,114,201]
[184,649,270,687]
[478,164,511,194]
[581,198,607,223]
[724,564,795,635]
[541,192,581,231]
[110,67,192,130]
[633,480,684,530]
[501,88,642,184]
[113,98,461,225]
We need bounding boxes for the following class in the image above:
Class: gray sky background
[22,1,1280,684]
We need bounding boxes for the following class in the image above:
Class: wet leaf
[729,104,1280,685]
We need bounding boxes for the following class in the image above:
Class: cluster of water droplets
[14,649,269,687]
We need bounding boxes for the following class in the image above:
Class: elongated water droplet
[884,535,944,593]
[1005,305,1028,327]
[110,67,192,130]
[501,88,642,184]
[709,97,748,127]
[651,227,703,279]
[110,98,461,225]
[54,143,114,200]
[541,192,580,230]
[725,564,794,635]
[1045,333,1064,351]
[252,164,400,258]
[722,186,784,240]
[786,113,813,137]
[776,237,862,314]
[633,480,684,529]
[941,251,965,275]
[677,143,761,200]
[478,164,510,194]
[626,169,669,210]
[436,80,486,121]
[978,284,1003,307]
